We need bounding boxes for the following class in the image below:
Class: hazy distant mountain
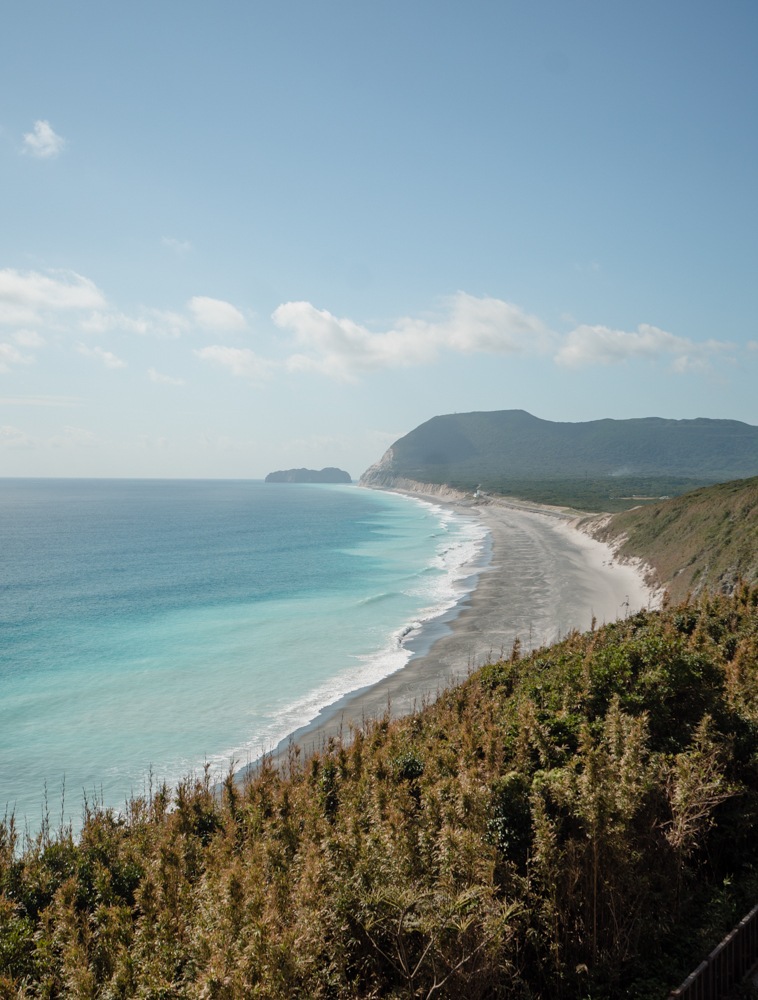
[360,410,758,491]
[265,467,352,484]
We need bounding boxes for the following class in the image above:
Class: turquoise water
[0,479,487,831]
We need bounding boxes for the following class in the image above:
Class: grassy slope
[2,588,758,999]
[459,475,706,513]
[585,476,758,603]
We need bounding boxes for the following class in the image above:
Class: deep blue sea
[0,479,487,832]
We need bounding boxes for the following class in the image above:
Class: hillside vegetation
[585,476,758,603]
[3,587,758,999]
[360,410,758,511]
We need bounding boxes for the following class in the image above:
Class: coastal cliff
[359,451,467,498]
[359,458,472,502]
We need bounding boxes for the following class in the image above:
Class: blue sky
[1,1,757,478]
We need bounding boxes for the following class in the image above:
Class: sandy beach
[242,488,657,774]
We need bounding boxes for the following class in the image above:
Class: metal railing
[668,903,758,999]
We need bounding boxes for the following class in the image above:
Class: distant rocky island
[265,467,352,484]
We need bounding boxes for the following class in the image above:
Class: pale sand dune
[242,490,658,775]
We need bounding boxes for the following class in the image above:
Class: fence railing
[668,903,758,999]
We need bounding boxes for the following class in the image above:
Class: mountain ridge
[360,409,758,510]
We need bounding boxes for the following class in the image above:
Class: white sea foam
[1,480,492,830]
[206,500,490,772]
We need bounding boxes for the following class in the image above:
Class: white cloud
[0,423,95,450]
[0,268,736,396]
[81,308,189,339]
[270,294,736,381]
[147,367,184,385]
[139,434,169,450]
[0,424,36,448]
[22,120,66,159]
[440,293,553,354]
[554,322,730,370]
[273,292,552,382]
[146,309,192,339]
[77,343,127,369]
[0,395,80,407]
[189,296,246,331]
[13,329,45,347]
[0,269,106,327]
[79,311,139,335]
[747,341,758,352]
[0,342,34,373]
[194,345,274,382]
[0,270,187,347]
[49,425,97,448]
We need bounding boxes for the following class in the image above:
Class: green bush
[1,589,757,998]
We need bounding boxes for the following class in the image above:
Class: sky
[1,0,757,479]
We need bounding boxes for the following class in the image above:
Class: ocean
[0,479,488,832]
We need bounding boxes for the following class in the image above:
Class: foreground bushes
[2,585,758,998]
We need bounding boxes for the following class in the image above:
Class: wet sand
[238,489,657,776]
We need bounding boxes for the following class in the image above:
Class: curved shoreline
[238,487,657,777]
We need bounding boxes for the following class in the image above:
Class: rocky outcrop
[265,467,352,484]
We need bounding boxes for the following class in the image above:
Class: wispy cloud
[76,344,127,369]
[13,329,45,348]
[0,342,34,373]
[0,423,96,450]
[50,425,97,448]
[0,424,36,448]
[22,120,66,159]
[162,236,192,255]
[81,308,190,339]
[194,345,274,383]
[574,260,601,273]
[189,296,246,332]
[147,367,184,385]
[0,395,81,407]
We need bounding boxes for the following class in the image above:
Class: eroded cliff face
[359,449,476,500]
[358,447,396,487]
[372,478,472,499]
[360,473,472,506]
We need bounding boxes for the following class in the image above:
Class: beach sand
[240,489,657,776]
